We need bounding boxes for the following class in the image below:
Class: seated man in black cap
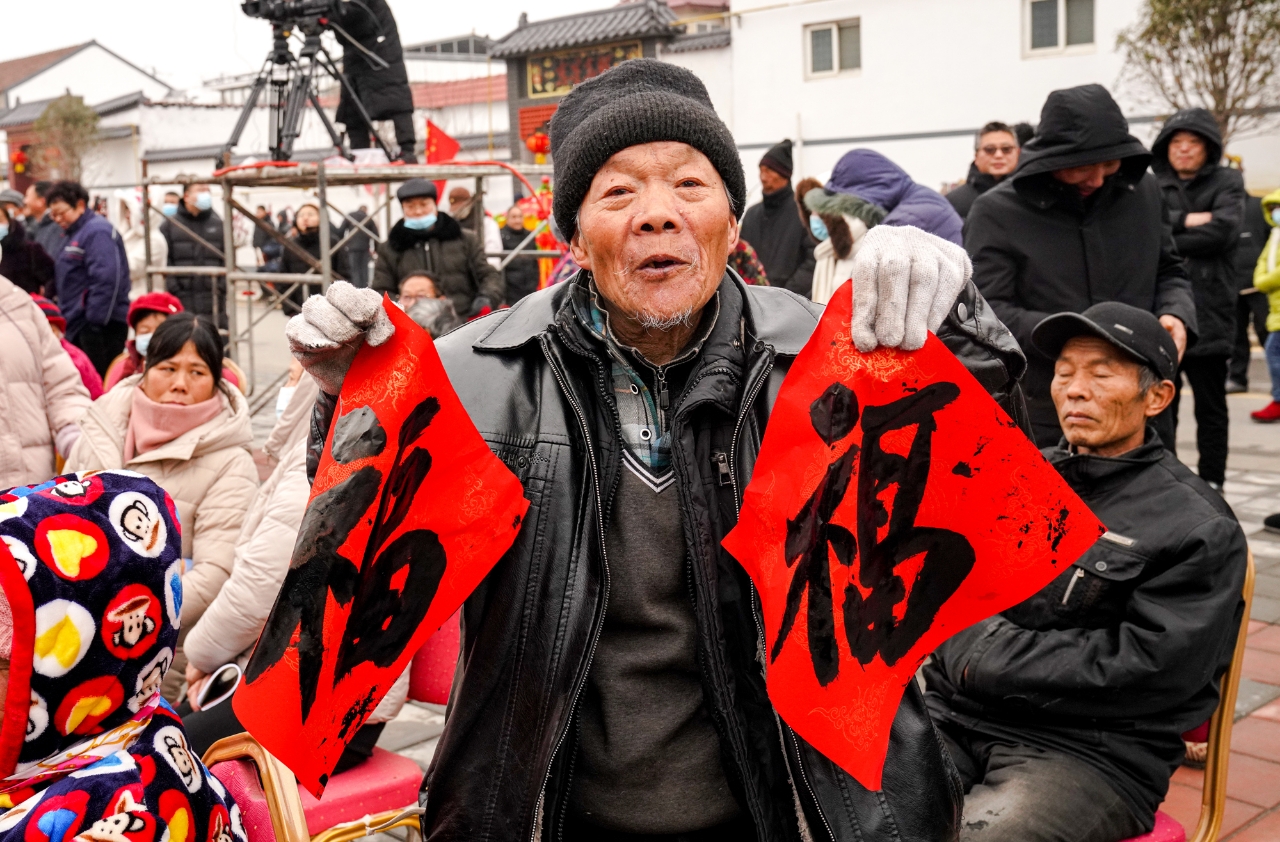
[924,301,1247,842]
[739,139,815,295]
[372,178,504,317]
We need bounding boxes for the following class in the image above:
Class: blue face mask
[404,213,437,231]
[1273,208,1280,224]
[135,332,153,357]
[195,193,213,212]
[0,225,8,240]
[161,203,178,217]
[809,215,829,241]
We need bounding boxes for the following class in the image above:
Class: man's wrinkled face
[1051,160,1121,197]
[572,142,737,330]
[1168,130,1208,176]
[1050,336,1167,452]
[758,164,789,195]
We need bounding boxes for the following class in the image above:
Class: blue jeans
[1267,332,1280,402]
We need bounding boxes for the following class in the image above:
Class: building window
[1027,0,1093,52]
[805,20,860,78]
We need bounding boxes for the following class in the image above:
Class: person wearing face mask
[67,312,258,704]
[796,177,882,305]
[160,183,228,330]
[0,200,55,296]
[161,190,182,217]
[277,203,349,316]
[102,291,184,391]
[372,178,504,318]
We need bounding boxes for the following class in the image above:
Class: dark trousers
[1173,354,1230,486]
[344,250,371,288]
[1230,291,1269,386]
[178,697,384,774]
[167,275,229,332]
[347,111,417,163]
[938,725,1144,842]
[72,321,128,377]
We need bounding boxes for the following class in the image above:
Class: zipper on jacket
[656,365,670,428]
[534,335,612,842]
[1061,568,1085,606]
[784,724,838,842]
[711,451,732,487]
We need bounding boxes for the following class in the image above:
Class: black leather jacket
[309,272,1029,842]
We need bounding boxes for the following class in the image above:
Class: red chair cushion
[297,748,423,836]
[409,611,460,705]
[209,759,278,842]
[1122,811,1186,842]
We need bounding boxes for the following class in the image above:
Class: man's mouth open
[634,254,691,279]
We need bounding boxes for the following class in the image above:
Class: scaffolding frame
[139,162,557,413]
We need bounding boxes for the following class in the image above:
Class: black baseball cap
[396,178,438,202]
[1031,302,1178,381]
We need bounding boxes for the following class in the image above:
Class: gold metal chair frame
[1186,549,1255,842]
[201,733,422,842]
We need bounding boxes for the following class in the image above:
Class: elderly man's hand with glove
[849,225,972,353]
[285,281,394,395]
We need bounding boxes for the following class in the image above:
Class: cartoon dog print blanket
[0,470,247,842]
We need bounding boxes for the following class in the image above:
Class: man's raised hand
[286,281,395,395]
[850,226,971,353]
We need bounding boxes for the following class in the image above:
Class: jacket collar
[1045,428,1166,492]
[473,269,820,358]
[761,183,795,210]
[966,162,999,194]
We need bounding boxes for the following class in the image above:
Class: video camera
[241,0,339,25]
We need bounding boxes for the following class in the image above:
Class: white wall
[724,0,1280,196]
[404,57,497,84]
[9,44,171,107]
[660,45,734,131]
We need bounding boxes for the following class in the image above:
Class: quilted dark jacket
[309,272,1030,842]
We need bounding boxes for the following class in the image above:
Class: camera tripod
[219,16,391,167]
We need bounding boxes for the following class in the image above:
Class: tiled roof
[491,0,677,58]
[94,90,146,117]
[412,75,507,109]
[665,29,730,53]
[0,98,54,129]
[0,43,88,95]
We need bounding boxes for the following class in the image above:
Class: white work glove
[286,281,394,395]
[849,225,972,352]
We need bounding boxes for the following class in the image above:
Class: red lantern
[10,149,28,175]
[525,131,550,165]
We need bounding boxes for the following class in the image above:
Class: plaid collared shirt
[571,279,720,491]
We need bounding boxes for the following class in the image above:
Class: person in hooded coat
[1151,108,1246,490]
[797,177,882,305]
[738,139,815,295]
[966,83,1197,448]
[826,149,964,246]
[331,0,416,163]
[0,470,246,842]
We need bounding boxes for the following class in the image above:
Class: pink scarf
[124,387,225,461]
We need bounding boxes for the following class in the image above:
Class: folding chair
[202,611,462,842]
[1123,550,1255,842]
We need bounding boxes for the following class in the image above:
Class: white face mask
[135,332,153,356]
[275,385,297,419]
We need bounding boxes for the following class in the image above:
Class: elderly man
[289,60,1028,841]
[966,84,1197,449]
[924,301,1246,842]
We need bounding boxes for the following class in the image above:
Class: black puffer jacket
[924,434,1246,833]
[371,213,504,317]
[311,273,1030,842]
[0,218,55,296]
[945,163,1001,220]
[966,84,1196,444]
[740,184,816,295]
[160,203,226,321]
[1152,108,1246,358]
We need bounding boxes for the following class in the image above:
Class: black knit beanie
[760,139,794,180]
[550,59,746,242]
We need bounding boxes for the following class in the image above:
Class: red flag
[721,280,1103,790]
[424,119,460,200]
[234,298,528,796]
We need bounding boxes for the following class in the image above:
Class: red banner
[234,299,528,795]
[722,280,1103,790]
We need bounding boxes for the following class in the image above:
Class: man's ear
[1143,380,1177,417]
[726,214,740,251]
[570,228,592,270]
